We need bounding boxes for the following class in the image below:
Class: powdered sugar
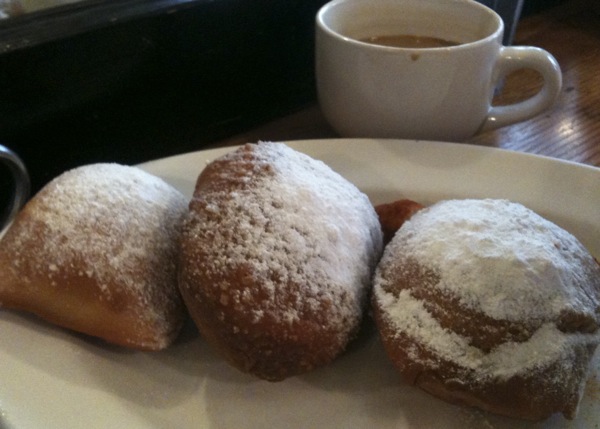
[384,199,599,322]
[380,287,594,379]
[3,163,188,342]
[183,142,383,331]
[374,199,600,379]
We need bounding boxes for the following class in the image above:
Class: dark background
[0,0,328,196]
[0,0,563,199]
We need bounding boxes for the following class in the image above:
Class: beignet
[372,198,600,420]
[0,163,188,350]
[179,142,383,380]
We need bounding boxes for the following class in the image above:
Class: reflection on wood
[18,0,82,13]
[470,0,600,168]
[0,0,24,19]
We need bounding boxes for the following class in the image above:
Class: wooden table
[206,0,600,169]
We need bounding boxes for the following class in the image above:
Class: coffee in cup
[315,0,562,141]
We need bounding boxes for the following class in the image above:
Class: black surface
[0,0,326,194]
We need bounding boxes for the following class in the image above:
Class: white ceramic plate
[1,139,598,429]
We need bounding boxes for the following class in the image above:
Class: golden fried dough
[179,142,383,380]
[0,163,188,350]
[372,199,600,420]
[375,198,424,244]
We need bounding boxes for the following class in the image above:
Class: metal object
[0,144,30,235]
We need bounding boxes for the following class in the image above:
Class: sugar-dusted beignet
[0,163,188,350]
[372,199,600,421]
[179,142,383,380]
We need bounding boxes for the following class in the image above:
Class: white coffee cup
[315,0,562,141]
[0,144,30,236]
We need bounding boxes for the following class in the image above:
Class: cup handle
[0,144,30,236]
[481,46,562,132]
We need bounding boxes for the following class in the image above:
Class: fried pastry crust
[372,199,600,420]
[0,163,188,350]
[179,142,383,380]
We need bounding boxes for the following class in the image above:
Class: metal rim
[0,144,30,236]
